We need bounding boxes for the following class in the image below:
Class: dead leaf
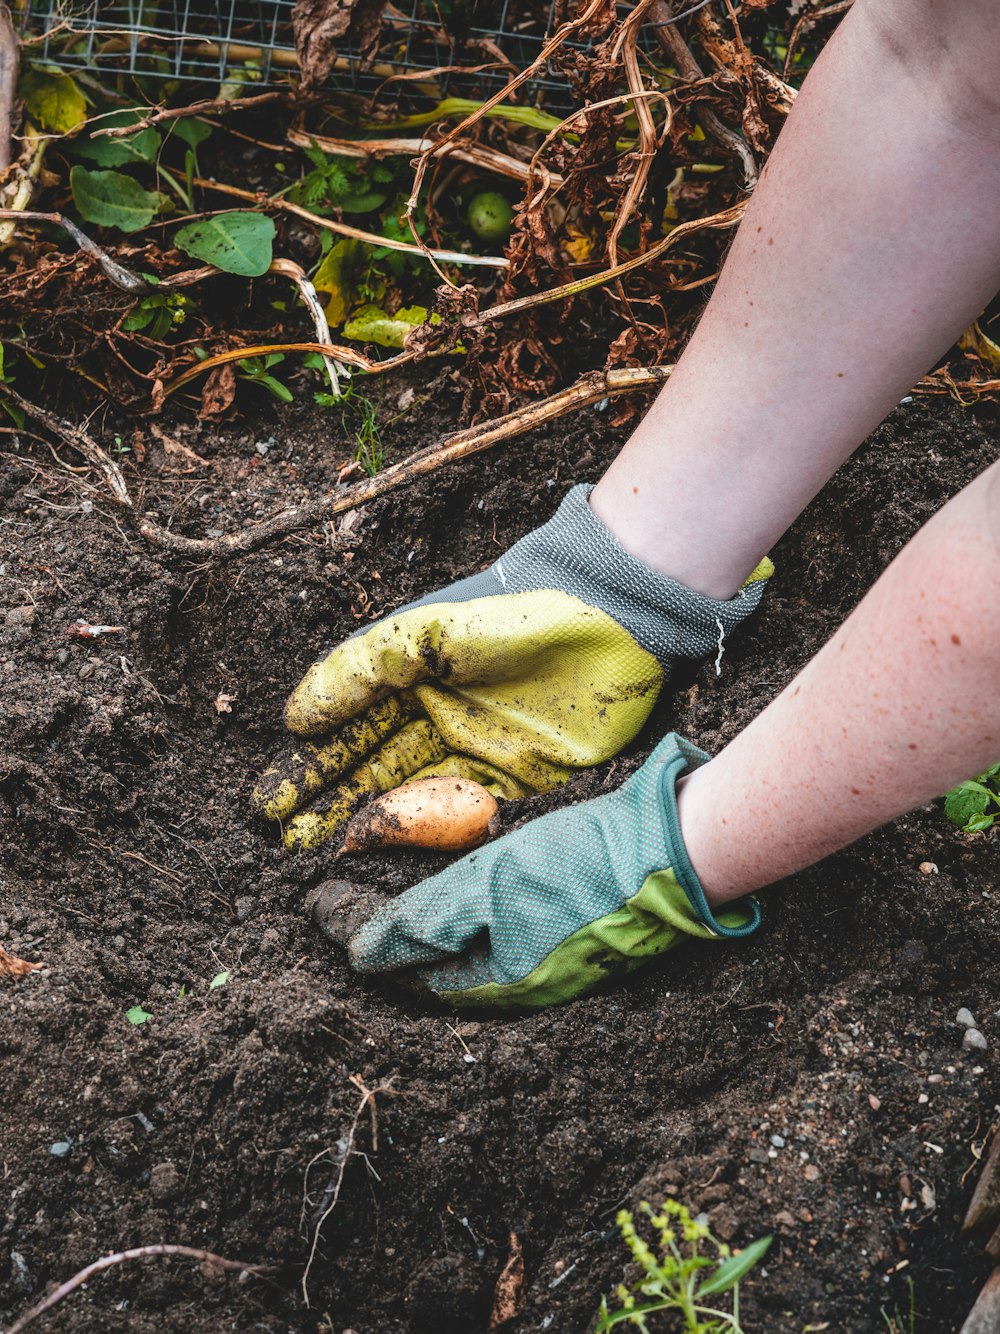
[0,944,44,978]
[214,692,237,715]
[487,1232,525,1332]
[292,0,388,90]
[199,362,236,420]
[150,422,210,471]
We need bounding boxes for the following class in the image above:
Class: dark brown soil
[1,373,999,1334]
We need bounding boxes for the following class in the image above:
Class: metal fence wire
[28,1,664,110]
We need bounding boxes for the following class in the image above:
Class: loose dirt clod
[340,777,501,855]
[306,879,389,948]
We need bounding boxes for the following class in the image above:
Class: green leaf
[944,779,992,830]
[171,118,213,150]
[125,1005,152,1025]
[312,237,365,324]
[208,969,231,990]
[174,211,275,276]
[343,302,435,349]
[72,112,161,166]
[19,69,87,134]
[71,166,159,232]
[336,189,388,214]
[696,1235,772,1297]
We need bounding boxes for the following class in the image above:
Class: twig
[301,1075,392,1307]
[1,386,132,505]
[401,0,609,279]
[191,176,507,269]
[0,209,153,292]
[6,1243,273,1333]
[0,4,19,173]
[8,367,671,561]
[142,365,673,558]
[90,89,286,138]
[696,5,797,115]
[162,340,412,400]
[474,200,745,324]
[607,0,664,269]
[286,125,561,188]
[269,257,349,397]
[649,0,758,189]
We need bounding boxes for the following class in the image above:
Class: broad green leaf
[344,302,435,349]
[697,1235,772,1297]
[337,189,388,214]
[312,237,365,324]
[72,115,161,166]
[174,211,275,276]
[19,69,87,134]
[125,1005,152,1025]
[71,166,159,232]
[944,779,992,830]
[171,118,213,150]
[966,813,996,833]
[209,969,231,990]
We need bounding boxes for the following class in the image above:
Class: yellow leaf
[19,69,88,135]
[959,321,1000,373]
[312,238,365,326]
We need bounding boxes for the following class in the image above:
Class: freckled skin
[678,460,1000,906]
[590,0,1000,602]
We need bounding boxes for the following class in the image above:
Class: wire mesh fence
[27,1,662,109]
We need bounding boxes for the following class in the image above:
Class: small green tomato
[466,191,514,243]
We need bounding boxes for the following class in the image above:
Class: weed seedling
[944,763,1000,832]
[597,1199,771,1333]
[880,1276,916,1333]
[236,353,293,404]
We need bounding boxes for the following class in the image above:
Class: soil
[1,373,999,1334]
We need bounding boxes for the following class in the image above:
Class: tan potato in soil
[341,777,501,855]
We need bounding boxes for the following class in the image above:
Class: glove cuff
[499,485,769,671]
[657,737,762,939]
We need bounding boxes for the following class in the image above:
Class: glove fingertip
[307,879,388,950]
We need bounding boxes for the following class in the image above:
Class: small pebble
[49,1141,72,1158]
[5,605,34,626]
[927,1073,945,1085]
[769,1134,786,1148]
[956,1008,977,1029]
[56,648,69,665]
[963,1029,988,1052]
[748,1148,769,1165]
[235,896,254,922]
[918,861,938,875]
[78,662,96,680]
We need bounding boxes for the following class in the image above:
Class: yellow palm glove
[253,486,772,850]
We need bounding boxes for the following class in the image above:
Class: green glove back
[338,733,761,1009]
[254,487,772,851]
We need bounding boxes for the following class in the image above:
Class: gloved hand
[253,485,772,850]
[310,733,761,1009]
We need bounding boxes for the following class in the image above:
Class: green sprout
[236,353,293,403]
[944,763,1000,833]
[597,1199,771,1333]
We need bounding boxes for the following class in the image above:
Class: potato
[341,777,501,855]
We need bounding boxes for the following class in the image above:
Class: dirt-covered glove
[310,733,761,1009]
[253,485,772,851]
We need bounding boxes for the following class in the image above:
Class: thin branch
[141,365,673,559]
[162,340,413,400]
[286,125,561,188]
[90,89,286,138]
[191,176,507,269]
[6,1244,273,1334]
[474,200,745,325]
[269,257,349,397]
[649,0,758,189]
[784,0,853,79]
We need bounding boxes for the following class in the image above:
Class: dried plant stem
[191,176,508,269]
[163,340,413,400]
[783,0,853,78]
[144,365,673,558]
[476,201,745,325]
[401,0,609,276]
[6,1244,272,1334]
[268,257,349,396]
[286,126,561,188]
[607,0,664,269]
[649,0,758,189]
[5,367,671,561]
[696,5,797,115]
[91,89,286,138]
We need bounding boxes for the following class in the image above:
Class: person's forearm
[591,0,1000,598]
[678,459,1000,904]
